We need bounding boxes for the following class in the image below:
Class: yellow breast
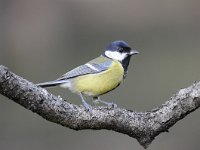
[72,60,124,96]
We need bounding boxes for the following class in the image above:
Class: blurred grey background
[0,0,200,150]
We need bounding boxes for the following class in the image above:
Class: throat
[121,56,131,77]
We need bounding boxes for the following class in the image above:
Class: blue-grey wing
[57,58,112,81]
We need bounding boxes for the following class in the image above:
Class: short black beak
[130,49,139,55]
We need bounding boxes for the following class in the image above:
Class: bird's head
[103,40,139,62]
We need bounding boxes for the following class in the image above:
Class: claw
[108,102,117,108]
[93,97,117,109]
[83,102,92,112]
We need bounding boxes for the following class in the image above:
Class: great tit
[37,40,139,111]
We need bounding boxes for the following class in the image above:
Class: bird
[37,40,139,111]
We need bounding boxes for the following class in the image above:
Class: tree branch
[0,65,199,148]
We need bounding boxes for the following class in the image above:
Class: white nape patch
[105,51,127,61]
[85,63,99,71]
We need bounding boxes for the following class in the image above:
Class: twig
[0,65,199,148]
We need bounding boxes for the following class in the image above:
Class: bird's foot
[93,97,117,109]
[107,102,117,109]
[83,102,92,112]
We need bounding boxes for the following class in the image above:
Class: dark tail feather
[37,80,65,88]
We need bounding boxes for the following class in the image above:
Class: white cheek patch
[105,51,127,61]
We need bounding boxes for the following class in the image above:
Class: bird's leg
[79,93,92,112]
[93,97,117,108]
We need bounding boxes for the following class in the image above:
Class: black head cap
[106,40,130,51]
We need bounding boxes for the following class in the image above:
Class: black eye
[123,47,131,52]
[118,48,123,53]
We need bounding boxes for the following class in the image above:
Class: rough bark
[0,65,199,148]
